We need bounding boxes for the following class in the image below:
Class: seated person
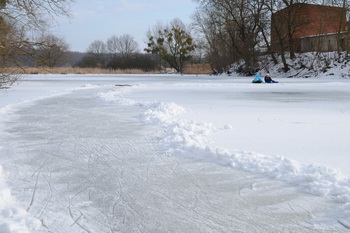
[252,73,263,83]
[264,74,278,83]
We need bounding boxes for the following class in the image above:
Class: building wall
[271,3,346,53]
[295,4,345,38]
[300,34,347,52]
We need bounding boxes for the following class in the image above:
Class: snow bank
[0,166,41,232]
[230,51,350,79]
[100,86,350,226]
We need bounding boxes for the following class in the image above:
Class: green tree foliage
[145,26,195,73]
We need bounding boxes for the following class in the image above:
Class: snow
[1,74,350,231]
[260,51,350,79]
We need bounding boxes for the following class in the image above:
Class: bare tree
[107,34,139,58]
[116,34,139,57]
[268,0,311,59]
[193,0,264,74]
[256,0,279,66]
[192,6,235,72]
[87,40,106,57]
[1,0,71,29]
[323,0,350,55]
[106,35,119,57]
[0,18,23,86]
[31,34,70,67]
[86,40,107,67]
[267,0,291,71]
[0,0,72,87]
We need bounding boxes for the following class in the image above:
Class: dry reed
[2,67,155,75]
[2,64,212,75]
[183,64,212,74]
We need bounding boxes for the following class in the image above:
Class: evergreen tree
[145,25,195,73]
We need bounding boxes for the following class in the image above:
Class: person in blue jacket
[264,73,278,83]
[252,73,263,83]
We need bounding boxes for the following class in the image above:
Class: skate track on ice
[1,87,345,232]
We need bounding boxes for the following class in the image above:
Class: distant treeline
[12,50,163,72]
[74,52,160,72]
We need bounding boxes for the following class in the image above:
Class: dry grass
[2,64,213,75]
[183,64,212,74]
[3,67,156,75]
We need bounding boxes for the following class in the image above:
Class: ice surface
[0,74,350,232]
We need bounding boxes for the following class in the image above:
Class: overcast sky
[53,0,198,52]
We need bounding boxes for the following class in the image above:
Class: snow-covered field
[0,74,350,232]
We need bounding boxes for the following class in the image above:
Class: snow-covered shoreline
[1,74,350,231]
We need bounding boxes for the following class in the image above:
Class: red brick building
[271,3,347,53]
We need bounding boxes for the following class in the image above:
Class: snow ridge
[100,87,350,226]
[0,167,41,233]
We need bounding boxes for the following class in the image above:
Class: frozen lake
[0,74,350,232]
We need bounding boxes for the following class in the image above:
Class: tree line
[78,19,195,73]
[2,0,350,87]
[76,34,158,72]
[0,0,72,86]
[192,0,350,75]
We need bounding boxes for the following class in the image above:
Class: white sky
[53,0,198,52]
